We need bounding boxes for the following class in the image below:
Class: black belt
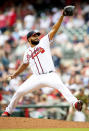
[42,71,53,74]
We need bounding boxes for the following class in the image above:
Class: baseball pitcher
[1,6,83,117]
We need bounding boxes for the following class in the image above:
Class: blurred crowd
[0,1,89,121]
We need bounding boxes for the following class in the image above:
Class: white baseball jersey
[23,34,55,75]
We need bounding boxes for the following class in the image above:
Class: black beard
[31,40,39,45]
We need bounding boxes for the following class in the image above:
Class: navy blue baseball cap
[27,31,41,40]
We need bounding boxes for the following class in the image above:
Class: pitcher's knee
[16,90,24,97]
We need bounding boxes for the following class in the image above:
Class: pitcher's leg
[5,75,41,114]
[46,73,78,105]
[56,81,78,105]
[5,88,25,114]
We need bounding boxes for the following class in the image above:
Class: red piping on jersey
[36,55,44,74]
[29,49,40,75]
[33,57,40,74]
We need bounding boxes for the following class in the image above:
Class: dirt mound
[0,117,89,128]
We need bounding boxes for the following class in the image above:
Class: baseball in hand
[7,76,11,81]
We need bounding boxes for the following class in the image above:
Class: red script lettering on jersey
[31,47,45,59]
[27,47,45,61]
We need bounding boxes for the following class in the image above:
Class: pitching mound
[0,117,89,128]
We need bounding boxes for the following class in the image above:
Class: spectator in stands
[7,7,16,29]
[0,11,7,33]
[24,12,35,30]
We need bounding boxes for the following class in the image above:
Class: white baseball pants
[6,72,78,114]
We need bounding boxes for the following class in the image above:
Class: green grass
[0,129,89,131]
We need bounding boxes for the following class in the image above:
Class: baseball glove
[63,5,75,16]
